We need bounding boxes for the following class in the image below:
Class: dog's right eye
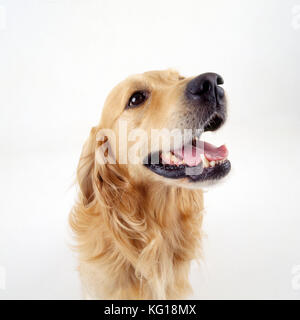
[126,91,149,109]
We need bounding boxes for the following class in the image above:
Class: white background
[1,0,300,299]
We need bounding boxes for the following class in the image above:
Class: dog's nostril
[216,86,224,99]
[216,76,224,85]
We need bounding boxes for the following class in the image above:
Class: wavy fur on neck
[70,128,204,299]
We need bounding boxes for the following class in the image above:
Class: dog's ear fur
[76,127,145,241]
[77,127,97,206]
[73,127,147,264]
[76,126,139,215]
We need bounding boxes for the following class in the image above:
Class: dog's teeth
[171,155,177,162]
[202,156,209,168]
[210,161,215,167]
[162,152,171,159]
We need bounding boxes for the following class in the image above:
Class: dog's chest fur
[72,182,204,299]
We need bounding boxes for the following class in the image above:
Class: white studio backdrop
[0,0,300,299]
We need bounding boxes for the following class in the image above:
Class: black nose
[186,72,224,104]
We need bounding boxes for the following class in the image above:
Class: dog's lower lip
[144,152,231,182]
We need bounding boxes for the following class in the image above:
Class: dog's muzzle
[143,72,231,183]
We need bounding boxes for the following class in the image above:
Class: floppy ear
[76,127,149,268]
[77,127,97,206]
[77,126,125,207]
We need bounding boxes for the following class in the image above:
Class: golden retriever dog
[70,69,230,299]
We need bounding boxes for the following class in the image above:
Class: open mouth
[144,115,231,182]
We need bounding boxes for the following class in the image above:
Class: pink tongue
[203,142,228,161]
[173,141,228,167]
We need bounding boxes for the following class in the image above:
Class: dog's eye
[126,91,149,109]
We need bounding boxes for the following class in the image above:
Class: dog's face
[96,69,230,188]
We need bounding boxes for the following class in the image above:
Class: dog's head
[78,69,231,203]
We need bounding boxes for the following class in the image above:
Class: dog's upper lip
[144,154,231,182]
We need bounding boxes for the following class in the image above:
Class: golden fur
[70,70,206,299]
